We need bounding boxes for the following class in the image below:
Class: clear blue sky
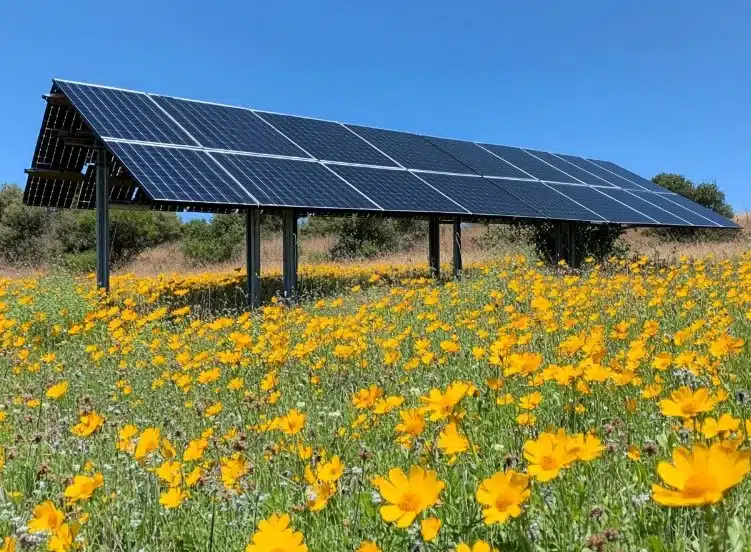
[1,0,749,212]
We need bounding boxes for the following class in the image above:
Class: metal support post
[282,209,298,300]
[553,221,563,263]
[567,222,578,268]
[428,215,440,278]
[95,147,110,292]
[452,217,462,277]
[245,207,261,308]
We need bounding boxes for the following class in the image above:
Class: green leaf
[727,517,746,552]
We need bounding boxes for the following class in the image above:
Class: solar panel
[654,193,740,228]
[345,125,473,174]
[254,112,398,167]
[213,154,381,211]
[626,191,720,227]
[553,154,635,188]
[423,136,533,179]
[586,159,669,193]
[152,96,311,157]
[547,184,656,224]
[55,81,194,145]
[478,144,581,184]
[525,149,616,188]
[26,79,738,229]
[414,173,543,218]
[106,142,255,205]
[326,165,466,214]
[598,189,692,226]
[486,179,605,222]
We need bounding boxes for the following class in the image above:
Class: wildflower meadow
[0,253,750,551]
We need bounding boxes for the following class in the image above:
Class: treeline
[0,172,737,271]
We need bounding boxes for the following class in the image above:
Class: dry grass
[122,225,498,277]
[2,215,748,279]
[623,211,750,262]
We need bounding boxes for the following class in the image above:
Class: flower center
[682,400,698,415]
[494,492,513,511]
[540,455,558,471]
[398,491,421,512]
[683,473,716,498]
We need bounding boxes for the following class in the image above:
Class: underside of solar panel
[23,79,740,229]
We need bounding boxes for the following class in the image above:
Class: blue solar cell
[152,96,311,157]
[478,144,580,183]
[422,136,532,179]
[56,81,194,145]
[254,112,398,167]
[213,154,381,211]
[345,125,473,174]
[653,193,740,228]
[553,154,633,188]
[525,149,616,187]
[548,184,655,224]
[487,179,605,222]
[415,173,542,218]
[598,189,693,226]
[627,192,722,227]
[586,159,670,193]
[106,142,255,205]
[326,165,466,214]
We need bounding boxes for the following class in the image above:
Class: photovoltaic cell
[423,136,533,179]
[255,112,398,167]
[654,193,740,228]
[547,184,655,224]
[106,142,255,205]
[627,191,722,227]
[478,144,580,183]
[415,173,542,218]
[598,189,692,226]
[345,125,473,174]
[56,80,194,145]
[554,154,634,188]
[326,165,466,214]
[587,159,669,193]
[152,96,311,157]
[213,154,380,211]
[525,149,616,187]
[488,179,606,222]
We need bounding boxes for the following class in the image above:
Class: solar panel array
[23,79,739,229]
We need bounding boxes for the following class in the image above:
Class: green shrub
[327,216,426,260]
[181,214,245,265]
[60,250,97,274]
[54,210,182,266]
[528,221,628,265]
[0,184,53,264]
